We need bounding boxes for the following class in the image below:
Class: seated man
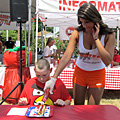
[18,59,72,106]
[113,47,120,66]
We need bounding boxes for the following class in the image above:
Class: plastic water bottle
[54,49,56,53]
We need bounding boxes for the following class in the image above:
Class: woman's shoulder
[71,29,79,39]
[105,32,115,40]
[104,32,115,45]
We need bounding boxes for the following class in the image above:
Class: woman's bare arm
[95,32,115,66]
[53,30,79,78]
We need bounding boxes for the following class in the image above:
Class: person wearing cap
[112,47,120,66]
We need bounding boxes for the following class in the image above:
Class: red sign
[66,27,75,36]
[0,14,11,26]
[59,0,120,13]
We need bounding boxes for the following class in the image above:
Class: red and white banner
[37,0,120,14]
[37,0,120,40]
[60,26,75,40]
[0,13,29,30]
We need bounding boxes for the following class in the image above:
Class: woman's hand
[44,77,56,94]
[54,99,66,106]
[18,97,28,105]
[92,23,100,40]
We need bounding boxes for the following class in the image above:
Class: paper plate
[26,106,53,117]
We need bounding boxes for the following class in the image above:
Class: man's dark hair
[5,36,15,49]
[8,37,12,41]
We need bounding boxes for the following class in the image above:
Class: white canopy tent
[37,0,120,27]
[0,0,120,62]
[35,0,120,61]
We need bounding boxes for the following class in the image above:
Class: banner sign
[0,13,29,30]
[60,26,75,40]
[37,0,120,14]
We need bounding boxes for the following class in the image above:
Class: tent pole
[54,27,55,38]
[28,0,32,66]
[6,30,8,41]
[24,23,28,67]
[32,21,34,41]
[117,27,119,51]
[45,25,46,46]
[35,0,39,62]
[41,22,44,51]
[18,29,19,40]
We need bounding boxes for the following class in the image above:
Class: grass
[100,90,120,109]
[70,89,120,109]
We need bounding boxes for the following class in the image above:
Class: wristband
[95,38,99,40]
[51,77,57,82]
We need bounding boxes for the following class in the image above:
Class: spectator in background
[50,40,57,54]
[43,37,56,63]
[5,37,15,49]
[112,47,120,66]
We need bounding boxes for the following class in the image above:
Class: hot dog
[37,104,46,115]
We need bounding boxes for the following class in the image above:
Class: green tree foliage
[0,30,18,45]
[46,27,53,33]
[0,21,53,46]
[33,20,53,33]
[31,38,45,53]
[55,39,78,58]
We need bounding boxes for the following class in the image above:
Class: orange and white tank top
[76,31,106,71]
